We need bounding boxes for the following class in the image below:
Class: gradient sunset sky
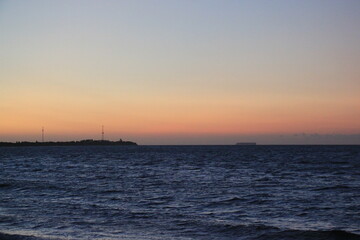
[1,0,359,144]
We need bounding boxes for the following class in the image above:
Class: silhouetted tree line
[0,139,137,147]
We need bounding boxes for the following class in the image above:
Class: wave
[0,232,47,240]
[205,196,245,207]
[313,185,352,191]
[210,223,360,240]
[0,183,12,188]
[172,219,360,240]
[214,224,360,240]
[2,225,360,240]
[256,229,360,240]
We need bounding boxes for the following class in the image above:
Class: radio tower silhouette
[42,127,44,143]
[102,125,104,141]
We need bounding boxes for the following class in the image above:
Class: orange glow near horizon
[1,89,359,138]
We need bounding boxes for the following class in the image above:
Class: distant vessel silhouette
[236,142,256,145]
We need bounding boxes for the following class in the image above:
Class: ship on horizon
[236,142,257,145]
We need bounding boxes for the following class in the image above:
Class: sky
[0,0,359,144]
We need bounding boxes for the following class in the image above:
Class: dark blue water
[1,145,359,240]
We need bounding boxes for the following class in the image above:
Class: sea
[0,145,359,240]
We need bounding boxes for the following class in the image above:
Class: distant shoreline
[0,139,137,147]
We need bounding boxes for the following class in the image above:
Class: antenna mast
[42,127,44,143]
[102,125,104,141]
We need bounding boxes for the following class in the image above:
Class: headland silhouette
[0,139,137,147]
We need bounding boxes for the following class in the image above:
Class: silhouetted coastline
[0,139,137,147]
